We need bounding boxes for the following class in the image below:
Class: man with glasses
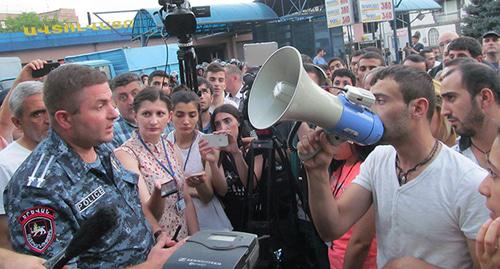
[429,32,459,78]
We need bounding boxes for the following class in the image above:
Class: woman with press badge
[115,88,199,240]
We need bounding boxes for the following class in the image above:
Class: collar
[458,136,472,152]
[118,115,138,129]
[46,129,114,183]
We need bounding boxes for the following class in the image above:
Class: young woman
[199,104,262,231]
[166,91,232,231]
[329,141,377,269]
[115,87,198,240]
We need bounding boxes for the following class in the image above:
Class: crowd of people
[0,29,499,269]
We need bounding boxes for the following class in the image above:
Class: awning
[131,3,278,39]
[394,0,442,13]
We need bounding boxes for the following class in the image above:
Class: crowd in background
[0,29,498,269]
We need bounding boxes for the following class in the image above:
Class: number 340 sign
[358,0,394,23]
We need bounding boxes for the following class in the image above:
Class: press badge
[175,198,186,213]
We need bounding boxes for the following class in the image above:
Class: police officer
[4,64,174,268]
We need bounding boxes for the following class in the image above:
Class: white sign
[325,0,354,28]
[358,0,394,23]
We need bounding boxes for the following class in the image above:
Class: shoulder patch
[17,206,56,253]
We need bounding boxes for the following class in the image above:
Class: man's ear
[54,110,73,130]
[11,117,22,129]
[410,98,430,119]
[478,87,496,109]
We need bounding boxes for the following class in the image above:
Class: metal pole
[392,0,400,63]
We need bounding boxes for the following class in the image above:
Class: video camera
[157,0,210,94]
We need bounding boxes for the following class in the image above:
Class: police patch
[17,206,56,253]
[76,186,106,213]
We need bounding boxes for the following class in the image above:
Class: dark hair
[332,68,356,86]
[372,65,435,120]
[316,48,324,54]
[148,70,168,80]
[419,48,433,57]
[170,90,200,110]
[197,77,214,94]
[445,57,476,68]
[363,46,383,56]
[328,57,346,67]
[132,87,171,112]
[455,63,500,104]
[171,84,189,94]
[205,62,225,75]
[447,36,482,58]
[301,54,313,64]
[211,104,243,142]
[351,49,366,58]
[110,72,142,91]
[404,54,426,64]
[360,52,385,66]
[44,64,108,116]
[303,64,326,85]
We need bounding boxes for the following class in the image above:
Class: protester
[482,31,499,71]
[0,81,48,249]
[197,77,214,134]
[429,32,459,78]
[328,141,377,269]
[441,62,500,168]
[356,52,385,86]
[225,64,244,108]
[149,70,171,95]
[328,57,346,75]
[299,65,488,268]
[0,59,46,146]
[205,63,237,112]
[115,87,198,240]
[475,130,500,268]
[110,72,145,147]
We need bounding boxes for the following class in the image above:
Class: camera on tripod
[157,0,211,94]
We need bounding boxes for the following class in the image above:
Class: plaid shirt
[111,116,176,148]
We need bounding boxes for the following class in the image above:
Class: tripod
[177,36,199,94]
[245,132,303,268]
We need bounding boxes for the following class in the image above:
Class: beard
[452,104,484,137]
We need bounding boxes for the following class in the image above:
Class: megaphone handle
[298,134,345,161]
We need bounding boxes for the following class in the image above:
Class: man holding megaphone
[298,65,488,268]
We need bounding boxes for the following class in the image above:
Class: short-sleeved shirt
[119,132,188,240]
[353,144,488,268]
[0,141,31,214]
[4,130,154,268]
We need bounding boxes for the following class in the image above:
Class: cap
[482,30,499,38]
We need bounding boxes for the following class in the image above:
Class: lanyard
[174,131,196,172]
[138,134,177,180]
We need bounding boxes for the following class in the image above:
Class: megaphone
[247,46,383,146]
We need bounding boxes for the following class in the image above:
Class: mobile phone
[202,133,229,147]
[32,62,61,78]
[161,180,178,198]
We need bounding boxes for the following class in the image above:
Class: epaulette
[26,153,56,188]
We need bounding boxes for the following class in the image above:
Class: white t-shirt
[167,131,233,231]
[209,97,238,113]
[0,141,31,214]
[353,144,488,268]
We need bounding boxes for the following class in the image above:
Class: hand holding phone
[185,172,206,187]
[201,133,229,148]
[31,62,60,78]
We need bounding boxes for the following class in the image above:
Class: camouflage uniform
[4,130,154,268]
